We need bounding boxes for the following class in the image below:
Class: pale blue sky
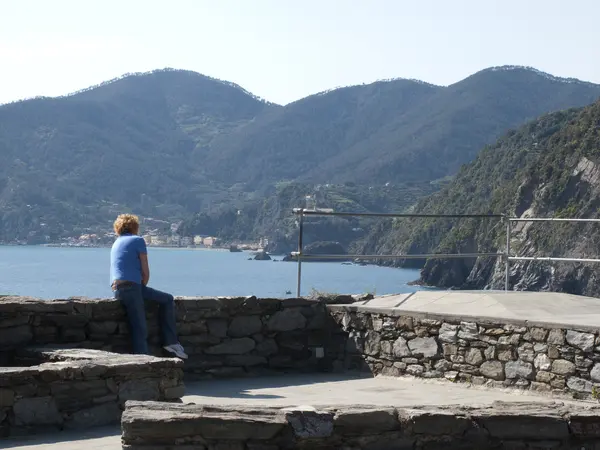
[1,0,599,105]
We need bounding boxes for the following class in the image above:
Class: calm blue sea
[0,246,430,299]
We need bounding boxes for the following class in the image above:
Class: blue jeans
[114,283,178,355]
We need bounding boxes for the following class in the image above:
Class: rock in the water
[253,251,272,261]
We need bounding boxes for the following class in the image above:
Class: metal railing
[291,208,600,297]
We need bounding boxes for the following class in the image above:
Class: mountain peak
[481,65,599,87]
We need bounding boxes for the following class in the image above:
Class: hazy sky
[1,0,599,105]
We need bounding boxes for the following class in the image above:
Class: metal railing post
[505,217,511,292]
[296,210,304,297]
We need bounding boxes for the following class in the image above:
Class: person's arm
[138,237,150,285]
[140,253,150,286]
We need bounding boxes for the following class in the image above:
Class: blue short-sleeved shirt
[110,234,147,284]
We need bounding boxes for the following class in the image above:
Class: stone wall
[327,305,600,399]
[0,296,343,378]
[0,348,183,437]
[121,400,600,449]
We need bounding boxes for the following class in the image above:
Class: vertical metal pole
[296,210,304,298]
[505,218,511,292]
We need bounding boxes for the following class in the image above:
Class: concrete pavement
[345,290,600,329]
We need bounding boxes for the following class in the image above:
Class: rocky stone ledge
[0,296,356,377]
[121,400,600,449]
[0,348,184,437]
[327,306,600,399]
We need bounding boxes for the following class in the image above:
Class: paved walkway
[5,373,593,449]
[348,290,600,329]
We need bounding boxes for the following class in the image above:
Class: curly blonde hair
[113,214,140,236]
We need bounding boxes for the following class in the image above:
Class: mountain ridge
[1,66,600,245]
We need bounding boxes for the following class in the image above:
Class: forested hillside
[360,99,600,296]
[1,66,599,244]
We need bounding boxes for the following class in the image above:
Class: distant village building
[181,236,193,247]
[193,235,203,245]
[203,237,218,247]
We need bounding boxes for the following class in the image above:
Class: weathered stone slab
[122,402,287,442]
[334,407,398,434]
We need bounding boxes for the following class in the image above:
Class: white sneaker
[163,343,188,360]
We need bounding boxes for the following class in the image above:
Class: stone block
[529,327,548,342]
[566,330,595,352]
[533,343,548,353]
[118,379,160,403]
[393,337,411,357]
[228,316,262,338]
[498,349,516,361]
[267,309,306,332]
[396,316,413,330]
[364,331,381,356]
[88,321,118,335]
[226,355,267,367]
[505,361,533,380]
[475,411,568,440]
[163,385,186,399]
[443,343,458,356]
[285,408,334,439]
[497,334,520,348]
[591,363,600,382]
[0,388,14,407]
[465,348,484,366]
[408,337,438,358]
[566,377,593,393]
[207,319,229,338]
[530,382,551,392]
[0,325,33,348]
[64,402,121,429]
[407,410,472,436]
[205,338,256,355]
[517,344,534,363]
[547,329,565,345]
[13,396,62,426]
[334,407,399,434]
[256,339,278,357]
[534,354,551,371]
[548,345,560,359]
[551,359,576,376]
[122,402,286,442]
[406,365,424,376]
[458,322,479,341]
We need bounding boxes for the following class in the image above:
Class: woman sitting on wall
[110,214,187,359]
